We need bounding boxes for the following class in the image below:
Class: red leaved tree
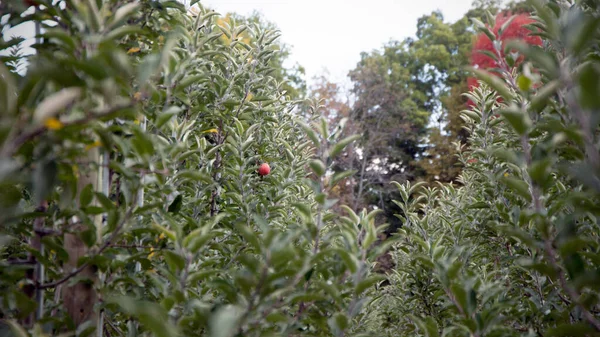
[467,12,542,103]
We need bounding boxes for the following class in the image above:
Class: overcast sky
[201,0,475,85]
[4,0,477,83]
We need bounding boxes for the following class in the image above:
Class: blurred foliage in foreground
[0,1,385,336]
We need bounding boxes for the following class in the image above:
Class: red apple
[258,163,270,176]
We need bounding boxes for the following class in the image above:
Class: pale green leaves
[469,68,513,101]
[209,305,244,337]
[33,87,82,124]
[329,134,361,158]
[107,296,179,337]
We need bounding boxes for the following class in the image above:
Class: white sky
[200,0,475,85]
[4,1,477,84]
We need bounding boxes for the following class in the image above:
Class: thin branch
[544,240,600,331]
[109,244,165,250]
[37,200,136,290]
[2,102,135,158]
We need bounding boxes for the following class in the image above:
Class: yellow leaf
[133,92,143,101]
[202,128,218,134]
[504,172,509,177]
[85,140,102,151]
[159,233,166,240]
[246,92,253,101]
[44,117,64,130]
[127,47,140,54]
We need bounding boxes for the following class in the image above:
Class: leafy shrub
[361,0,600,336]
[0,2,385,336]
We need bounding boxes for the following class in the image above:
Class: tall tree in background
[308,74,355,212]
[348,48,429,228]
[343,0,536,231]
[418,1,536,183]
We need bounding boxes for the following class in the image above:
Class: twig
[109,244,165,250]
[37,200,136,290]
[105,317,125,337]
[2,102,134,158]
[544,240,600,331]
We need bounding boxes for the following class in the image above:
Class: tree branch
[37,201,136,290]
[2,102,135,158]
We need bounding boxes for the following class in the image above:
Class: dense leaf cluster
[361,0,600,335]
[0,1,383,336]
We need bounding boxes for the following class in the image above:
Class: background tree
[359,0,600,334]
[343,0,514,231]
[307,74,355,212]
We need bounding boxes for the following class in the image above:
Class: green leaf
[500,176,532,202]
[107,296,179,337]
[137,53,162,86]
[209,305,243,337]
[329,134,360,158]
[530,80,560,112]
[176,74,204,90]
[517,74,532,92]
[163,250,186,272]
[546,323,597,336]
[34,159,57,204]
[104,25,146,42]
[5,320,29,337]
[167,195,183,214]
[292,202,312,220]
[424,317,440,337]
[156,106,182,128]
[299,121,320,147]
[578,62,600,110]
[152,222,176,241]
[309,159,326,177]
[79,183,94,207]
[109,3,140,29]
[33,87,82,124]
[188,269,220,284]
[450,283,468,315]
[467,201,489,209]
[471,18,496,42]
[330,169,357,187]
[470,68,513,100]
[355,275,385,295]
[174,170,212,184]
[328,312,349,336]
[500,107,531,136]
[131,127,154,157]
[335,248,359,273]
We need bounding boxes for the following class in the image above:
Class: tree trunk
[61,147,101,327]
